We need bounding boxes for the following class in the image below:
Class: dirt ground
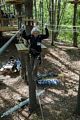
[0,40,80,120]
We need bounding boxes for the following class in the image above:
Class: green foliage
[39,1,80,45]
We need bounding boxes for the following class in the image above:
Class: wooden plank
[24,18,36,21]
[0,17,36,22]
[15,43,28,79]
[15,43,47,52]
[15,43,28,52]
[0,18,17,20]
[16,43,47,50]
[0,27,18,31]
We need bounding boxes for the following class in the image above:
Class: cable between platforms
[0,26,24,55]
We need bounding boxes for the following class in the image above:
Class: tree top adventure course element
[1,1,80,119]
[0,25,25,55]
[0,1,18,32]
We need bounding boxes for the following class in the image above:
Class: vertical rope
[37,94,45,120]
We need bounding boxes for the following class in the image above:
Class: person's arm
[40,28,49,39]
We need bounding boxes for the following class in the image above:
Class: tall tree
[34,0,37,20]
[73,0,78,47]
[24,0,37,112]
[51,0,56,45]
[39,0,44,33]
[15,4,22,29]
[57,0,61,30]
[24,0,33,34]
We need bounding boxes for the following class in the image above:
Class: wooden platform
[15,43,47,52]
[0,18,17,20]
[0,27,18,31]
[15,43,28,52]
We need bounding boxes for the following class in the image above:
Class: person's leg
[33,54,41,80]
[30,53,41,80]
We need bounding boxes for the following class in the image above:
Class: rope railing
[40,26,80,32]
[38,22,80,32]
[48,29,80,32]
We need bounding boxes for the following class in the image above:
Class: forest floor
[0,39,80,120]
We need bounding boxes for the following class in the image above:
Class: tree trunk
[15,4,22,29]
[46,0,52,25]
[73,2,78,47]
[39,1,42,21]
[51,0,55,45]
[34,0,37,20]
[57,0,61,30]
[24,0,33,34]
[39,0,44,33]
[52,0,61,41]
[26,54,37,112]
[24,0,37,112]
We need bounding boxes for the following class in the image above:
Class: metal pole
[0,28,24,55]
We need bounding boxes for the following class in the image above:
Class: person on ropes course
[21,24,49,64]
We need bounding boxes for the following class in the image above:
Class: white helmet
[31,26,40,34]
